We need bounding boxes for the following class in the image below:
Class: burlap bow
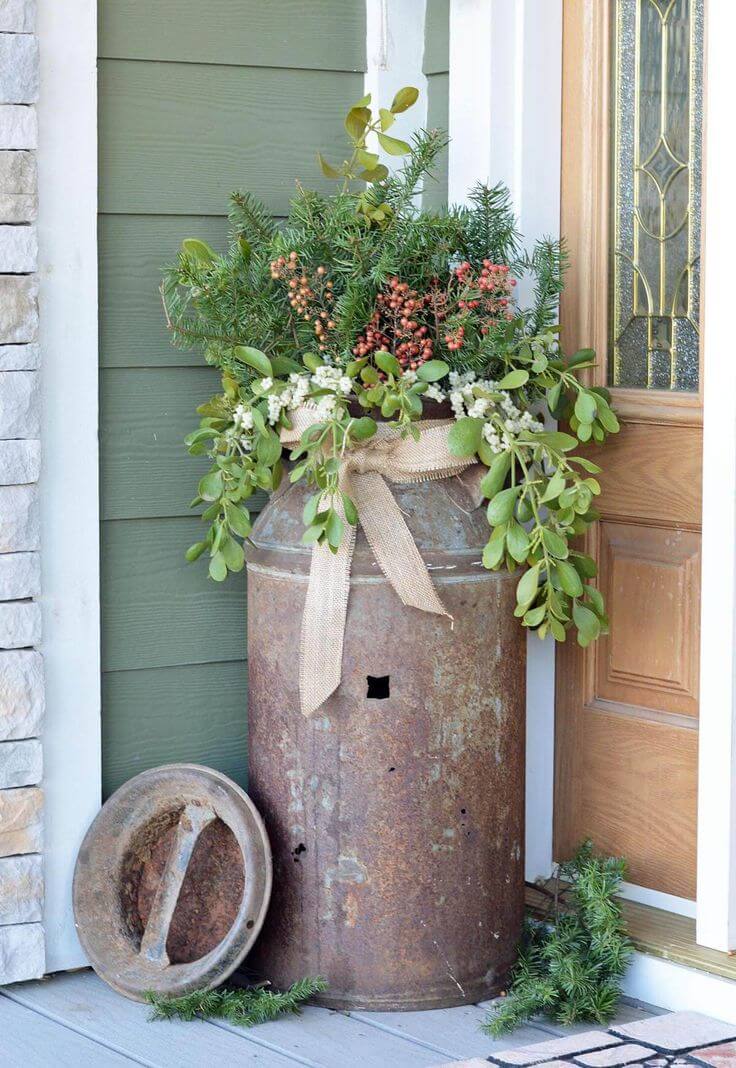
[281,407,476,717]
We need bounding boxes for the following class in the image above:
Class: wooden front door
[554,0,704,899]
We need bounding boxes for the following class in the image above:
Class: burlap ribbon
[281,408,476,717]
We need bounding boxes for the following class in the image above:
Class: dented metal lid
[73,764,272,1002]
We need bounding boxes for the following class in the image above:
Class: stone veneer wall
[0,0,45,984]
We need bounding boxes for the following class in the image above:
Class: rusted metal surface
[73,764,272,1001]
[245,470,526,1011]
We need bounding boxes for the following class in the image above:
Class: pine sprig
[483,841,632,1037]
[145,976,328,1029]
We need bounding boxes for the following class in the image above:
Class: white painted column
[365,0,428,166]
[449,0,563,883]
[36,0,100,971]
[695,0,736,953]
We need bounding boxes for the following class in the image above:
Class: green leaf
[377,132,411,156]
[342,494,358,525]
[571,552,597,579]
[256,429,282,467]
[224,502,251,537]
[550,617,567,641]
[358,164,389,183]
[317,153,342,179]
[301,523,325,546]
[585,586,606,618]
[198,470,223,501]
[345,106,371,141]
[555,559,584,597]
[507,520,531,563]
[375,351,402,377]
[379,107,395,131]
[482,527,507,569]
[573,601,600,643]
[182,238,216,264]
[496,369,529,390]
[541,528,569,559]
[185,541,207,562]
[574,391,597,425]
[448,417,483,457]
[302,493,322,527]
[416,359,449,382]
[480,452,512,498]
[516,564,541,608]
[540,470,565,503]
[326,510,344,549]
[350,416,378,441]
[547,381,563,411]
[390,86,419,113]
[523,604,547,628]
[569,455,602,473]
[270,355,303,377]
[208,551,227,582]
[221,536,245,573]
[356,148,379,170]
[232,346,273,378]
[567,347,596,368]
[595,402,620,433]
[487,485,521,525]
[521,430,578,452]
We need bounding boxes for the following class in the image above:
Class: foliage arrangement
[146,976,327,1028]
[483,841,633,1036]
[162,87,620,646]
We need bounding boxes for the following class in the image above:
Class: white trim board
[625,952,736,1026]
[448,0,563,884]
[36,0,100,971]
[695,0,736,953]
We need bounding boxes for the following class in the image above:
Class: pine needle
[482,841,632,1037]
[145,976,328,1028]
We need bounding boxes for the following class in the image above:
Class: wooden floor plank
[212,1004,451,1067]
[349,1004,551,1060]
[0,992,137,1068]
[476,996,661,1038]
[4,972,299,1068]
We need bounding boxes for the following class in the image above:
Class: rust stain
[246,465,526,1011]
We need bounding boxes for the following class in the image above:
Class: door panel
[554,0,704,898]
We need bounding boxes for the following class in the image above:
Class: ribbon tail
[351,470,450,618]
[299,514,356,718]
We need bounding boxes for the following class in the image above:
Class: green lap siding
[98,3,366,796]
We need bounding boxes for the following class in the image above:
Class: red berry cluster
[454,259,516,323]
[270,252,336,352]
[352,277,434,370]
[444,325,465,352]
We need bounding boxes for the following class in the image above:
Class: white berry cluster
[447,370,544,455]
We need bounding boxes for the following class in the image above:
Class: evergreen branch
[229,190,277,243]
[482,841,632,1037]
[146,976,328,1029]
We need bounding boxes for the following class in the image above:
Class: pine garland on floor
[483,840,633,1036]
[145,976,327,1028]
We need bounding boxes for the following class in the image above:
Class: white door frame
[448,0,736,948]
[37,0,101,972]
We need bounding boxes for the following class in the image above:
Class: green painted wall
[98,2,366,796]
[423,0,449,210]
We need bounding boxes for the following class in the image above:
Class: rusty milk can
[245,469,526,1011]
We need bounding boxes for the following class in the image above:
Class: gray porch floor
[0,968,664,1068]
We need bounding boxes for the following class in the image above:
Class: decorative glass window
[610,0,704,391]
